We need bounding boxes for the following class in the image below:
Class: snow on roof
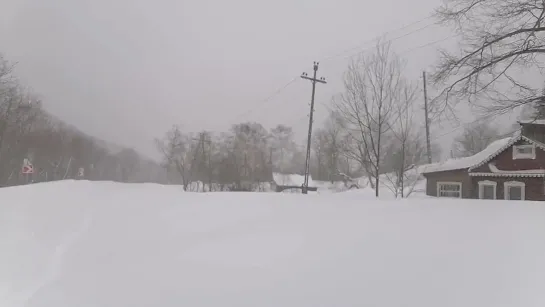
[272,173,314,187]
[468,163,545,177]
[518,119,545,125]
[420,135,515,174]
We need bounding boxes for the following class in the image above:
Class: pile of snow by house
[1,180,544,307]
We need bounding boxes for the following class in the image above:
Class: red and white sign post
[22,158,34,184]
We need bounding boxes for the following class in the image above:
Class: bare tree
[434,0,545,114]
[311,130,328,180]
[383,83,426,198]
[156,126,195,190]
[311,111,344,182]
[515,87,545,124]
[451,121,500,157]
[191,131,215,191]
[333,42,405,197]
[269,124,296,173]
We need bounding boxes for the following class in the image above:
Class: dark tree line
[155,119,353,191]
[0,54,168,187]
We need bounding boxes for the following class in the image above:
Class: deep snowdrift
[1,180,545,307]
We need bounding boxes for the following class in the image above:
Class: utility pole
[423,71,432,164]
[192,132,213,192]
[301,62,327,194]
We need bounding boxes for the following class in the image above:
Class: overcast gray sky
[1,0,469,159]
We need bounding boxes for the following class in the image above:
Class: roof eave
[469,172,545,177]
[421,167,469,175]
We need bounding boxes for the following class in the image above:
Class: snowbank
[1,180,545,307]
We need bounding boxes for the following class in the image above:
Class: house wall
[470,176,545,201]
[424,169,472,198]
[472,139,545,172]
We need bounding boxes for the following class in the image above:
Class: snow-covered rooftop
[518,119,545,125]
[420,134,515,174]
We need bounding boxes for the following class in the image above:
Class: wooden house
[421,120,545,201]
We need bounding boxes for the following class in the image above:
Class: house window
[504,181,525,200]
[478,180,497,199]
[437,182,462,198]
[512,144,536,159]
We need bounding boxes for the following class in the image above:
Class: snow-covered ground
[2,180,545,307]
[314,167,426,196]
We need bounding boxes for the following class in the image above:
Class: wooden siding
[470,176,545,201]
[472,139,545,172]
[424,169,471,198]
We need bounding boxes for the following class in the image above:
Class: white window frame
[436,182,462,198]
[512,144,536,160]
[478,180,497,199]
[504,181,525,200]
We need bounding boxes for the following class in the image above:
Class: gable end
[468,134,522,171]
[469,135,545,171]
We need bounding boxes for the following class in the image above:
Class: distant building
[421,120,545,201]
[272,173,317,192]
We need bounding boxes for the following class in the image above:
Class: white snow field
[1,181,545,307]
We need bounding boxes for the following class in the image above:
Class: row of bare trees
[0,54,168,187]
[156,44,438,196]
[155,121,346,192]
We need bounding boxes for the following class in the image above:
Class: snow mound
[1,180,545,307]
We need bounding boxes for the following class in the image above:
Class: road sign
[22,159,33,174]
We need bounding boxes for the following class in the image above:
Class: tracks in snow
[9,208,94,307]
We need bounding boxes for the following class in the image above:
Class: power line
[229,77,299,123]
[320,16,439,62]
[216,13,454,149]
[399,34,458,55]
[429,108,513,142]
[225,13,448,131]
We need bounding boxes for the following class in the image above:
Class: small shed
[272,173,317,192]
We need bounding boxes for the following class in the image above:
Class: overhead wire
[260,33,454,132]
[319,14,439,62]
[228,77,299,123]
[398,34,458,55]
[428,106,516,142]
[223,11,450,131]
